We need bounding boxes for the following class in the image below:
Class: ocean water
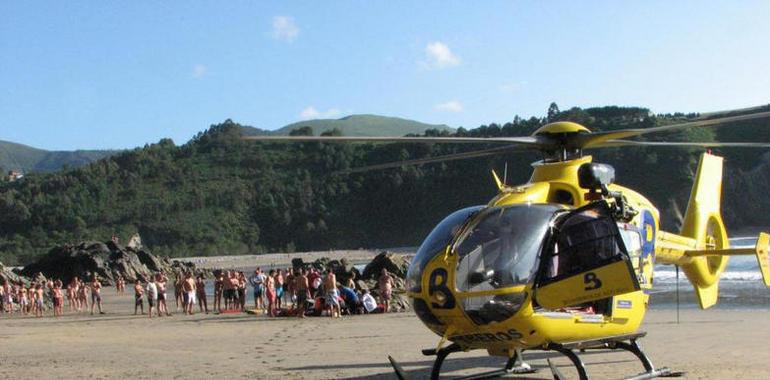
[649,237,770,310]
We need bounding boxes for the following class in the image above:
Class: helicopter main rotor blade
[242,135,541,146]
[335,144,524,174]
[590,140,770,149]
[578,110,770,149]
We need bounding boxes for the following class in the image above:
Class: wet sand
[1,289,769,380]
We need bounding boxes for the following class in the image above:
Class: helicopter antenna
[675,264,681,324]
[503,162,508,185]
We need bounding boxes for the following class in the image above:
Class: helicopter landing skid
[388,343,537,380]
[545,332,685,380]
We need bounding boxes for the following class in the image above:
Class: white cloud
[435,100,464,113]
[272,16,299,42]
[424,41,460,69]
[299,106,341,120]
[192,64,207,79]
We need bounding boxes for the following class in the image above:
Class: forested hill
[1,104,769,265]
[240,114,454,137]
[0,140,118,173]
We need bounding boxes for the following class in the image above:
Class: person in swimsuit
[284,268,294,309]
[275,269,284,310]
[134,280,144,315]
[90,275,104,315]
[378,269,394,313]
[222,271,234,310]
[53,280,64,317]
[156,273,170,316]
[66,279,75,312]
[196,275,208,314]
[183,272,196,315]
[34,283,44,317]
[237,272,246,312]
[174,273,184,312]
[294,268,309,318]
[28,286,37,314]
[18,286,29,315]
[117,275,126,295]
[77,279,88,312]
[265,269,277,317]
[213,273,223,313]
[323,269,341,318]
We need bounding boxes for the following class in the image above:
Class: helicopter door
[534,202,640,310]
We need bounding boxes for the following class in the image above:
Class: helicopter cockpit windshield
[454,204,562,293]
[406,206,484,293]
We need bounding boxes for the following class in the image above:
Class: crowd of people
[0,275,105,317]
[0,265,398,319]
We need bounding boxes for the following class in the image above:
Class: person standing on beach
[237,272,247,312]
[183,272,196,315]
[266,269,277,317]
[378,269,394,313]
[196,274,208,314]
[275,269,285,310]
[222,271,234,310]
[53,280,64,317]
[248,268,265,311]
[294,268,309,318]
[116,275,125,295]
[146,276,158,318]
[77,278,88,312]
[156,273,170,316]
[323,269,341,318]
[134,280,144,315]
[174,273,184,312]
[90,276,104,315]
[34,283,44,317]
[213,273,223,312]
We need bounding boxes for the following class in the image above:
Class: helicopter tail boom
[656,153,770,308]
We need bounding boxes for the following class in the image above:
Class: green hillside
[271,114,454,136]
[0,105,768,266]
[0,140,117,173]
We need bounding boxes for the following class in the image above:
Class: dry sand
[1,289,769,380]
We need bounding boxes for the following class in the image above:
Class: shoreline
[179,249,415,270]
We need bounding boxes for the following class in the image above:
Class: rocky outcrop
[362,251,410,280]
[20,241,205,284]
[0,262,29,285]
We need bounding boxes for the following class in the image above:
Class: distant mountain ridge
[241,114,455,137]
[1,114,451,173]
[0,140,118,173]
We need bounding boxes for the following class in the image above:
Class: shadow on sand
[283,350,636,380]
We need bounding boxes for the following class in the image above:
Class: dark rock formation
[362,251,410,280]
[20,241,204,284]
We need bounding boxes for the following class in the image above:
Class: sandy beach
[1,287,769,380]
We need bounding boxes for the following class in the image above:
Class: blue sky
[1,1,769,150]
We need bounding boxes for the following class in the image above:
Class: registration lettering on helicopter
[449,329,523,344]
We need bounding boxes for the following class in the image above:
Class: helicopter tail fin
[678,152,730,309]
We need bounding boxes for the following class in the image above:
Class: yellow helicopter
[244,109,770,380]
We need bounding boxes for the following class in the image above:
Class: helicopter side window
[546,205,627,282]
